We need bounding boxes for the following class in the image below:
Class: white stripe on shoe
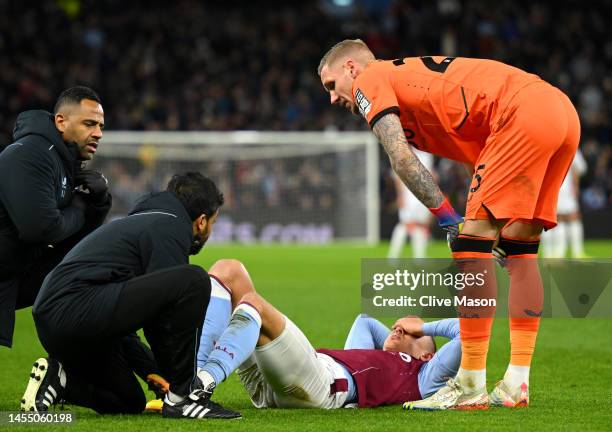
[197,408,211,418]
[184,403,198,416]
[190,406,203,417]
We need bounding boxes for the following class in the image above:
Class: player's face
[55,99,104,160]
[320,61,358,115]
[383,325,417,354]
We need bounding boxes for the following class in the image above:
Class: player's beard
[189,234,207,255]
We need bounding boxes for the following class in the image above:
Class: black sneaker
[21,358,66,412]
[162,386,241,420]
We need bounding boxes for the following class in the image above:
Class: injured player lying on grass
[146,259,462,412]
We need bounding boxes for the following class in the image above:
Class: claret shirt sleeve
[353,63,400,129]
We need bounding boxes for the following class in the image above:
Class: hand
[75,170,109,202]
[429,197,463,250]
[442,222,462,250]
[393,316,424,337]
[71,193,88,211]
[146,374,169,399]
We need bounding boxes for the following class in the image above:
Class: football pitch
[2,240,612,431]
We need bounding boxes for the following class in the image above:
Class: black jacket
[0,110,85,277]
[0,110,111,346]
[33,191,194,333]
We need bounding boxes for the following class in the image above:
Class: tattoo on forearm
[372,114,444,208]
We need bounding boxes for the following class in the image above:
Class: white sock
[197,369,216,389]
[504,364,530,388]
[456,367,486,392]
[411,226,428,258]
[165,391,186,404]
[568,220,585,257]
[388,223,407,259]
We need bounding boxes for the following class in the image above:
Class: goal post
[94,131,380,244]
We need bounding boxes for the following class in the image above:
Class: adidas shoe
[21,358,66,412]
[403,378,489,411]
[489,381,529,407]
[162,384,241,419]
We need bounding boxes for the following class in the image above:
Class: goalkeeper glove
[429,197,463,249]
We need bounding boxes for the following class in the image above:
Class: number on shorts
[470,164,486,193]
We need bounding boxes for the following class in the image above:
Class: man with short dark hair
[22,172,239,419]
[0,86,112,348]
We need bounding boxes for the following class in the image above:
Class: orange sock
[498,236,543,367]
[460,318,494,370]
[509,319,540,366]
[452,235,497,371]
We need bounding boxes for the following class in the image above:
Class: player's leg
[106,265,211,400]
[249,304,349,408]
[388,222,408,259]
[410,223,430,258]
[22,338,148,414]
[554,215,569,258]
[488,220,542,408]
[430,82,579,410]
[197,292,263,393]
[445,215,501,409]
[567,213,586,258]
[108,265,240,419]
[491,86,580,407]
[196,259,254,368]
[201,290,347,409]
[408,196,432,258]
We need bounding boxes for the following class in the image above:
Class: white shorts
[556,192,579,215]
[399,193,431,225]
[236,317,349,409]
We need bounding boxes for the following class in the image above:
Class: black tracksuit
[33,191,212,413]
[0,110,111,347]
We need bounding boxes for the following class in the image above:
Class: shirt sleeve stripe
[369,106,400,129]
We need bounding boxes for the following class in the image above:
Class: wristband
[429,197,463,227]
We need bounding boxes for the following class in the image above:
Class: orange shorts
[465,81,580,229]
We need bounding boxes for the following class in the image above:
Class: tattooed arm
[372,113,444,208]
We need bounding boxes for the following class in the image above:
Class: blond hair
[317,39,375,75]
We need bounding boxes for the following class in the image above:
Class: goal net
[91,131,380,244]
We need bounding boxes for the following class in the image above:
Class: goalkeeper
[318,39,580,409]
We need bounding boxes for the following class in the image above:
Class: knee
[209,259,248,285]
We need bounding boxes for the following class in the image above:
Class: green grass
[2,240,612,431]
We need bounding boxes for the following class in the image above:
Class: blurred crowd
[93,154,338,216]
[1,0,610,216]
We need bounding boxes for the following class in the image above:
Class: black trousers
[0,245,67,347]
[38,264,211,414]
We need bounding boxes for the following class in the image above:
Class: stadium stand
[1,0,610,234]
